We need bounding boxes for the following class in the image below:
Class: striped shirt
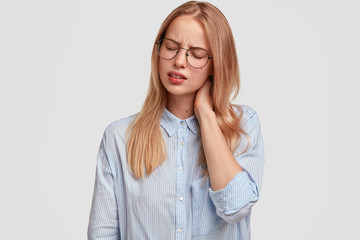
[87,105,264,240]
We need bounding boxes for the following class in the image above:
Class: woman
[88,1,264,239]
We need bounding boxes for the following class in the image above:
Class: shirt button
[177,227,182,232]
[180,141,184,146]
[179,196,183,201]
[179,166,183,172]
[181,121,186,126]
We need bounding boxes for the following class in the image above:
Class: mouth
[168,71,187,84]
[168,71,186,79]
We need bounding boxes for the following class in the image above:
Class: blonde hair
[126,1,249,178]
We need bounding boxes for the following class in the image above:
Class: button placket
[175,120,188,239]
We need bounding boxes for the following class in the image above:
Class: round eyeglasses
[156,38,212,69]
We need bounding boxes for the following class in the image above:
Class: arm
[194,81,264,223]
[87,139,120,240]
[194,80,243,191]
[196,108,243,191]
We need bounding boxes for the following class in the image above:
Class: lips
[168,71,186,84]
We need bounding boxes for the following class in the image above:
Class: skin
[159,15,243,191]
[158,15,213,119]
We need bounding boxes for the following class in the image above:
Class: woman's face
[158,15,213,100]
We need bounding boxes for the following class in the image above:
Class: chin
[162,84,187,95]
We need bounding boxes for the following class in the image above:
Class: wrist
[196,107,216,124]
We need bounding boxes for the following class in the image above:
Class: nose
[174,48,187,68]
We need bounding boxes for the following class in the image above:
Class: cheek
[159,58,172,69]
[193,68,211,83]
[158,60,169,79]
[189,72,208,91]
[158,60,164,76]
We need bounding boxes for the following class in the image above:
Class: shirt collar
[160,108,198,136]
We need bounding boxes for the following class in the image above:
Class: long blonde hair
[126,1,249,178]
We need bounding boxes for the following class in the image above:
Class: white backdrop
[1,0,359,239]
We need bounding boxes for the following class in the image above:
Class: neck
[166,93,195,120]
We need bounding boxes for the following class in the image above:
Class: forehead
[164,15,208,49]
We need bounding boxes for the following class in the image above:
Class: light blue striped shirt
[88,105,264,240]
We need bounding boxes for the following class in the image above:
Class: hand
[194,79,214,120]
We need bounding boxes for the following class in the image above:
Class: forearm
[197,108,243,191]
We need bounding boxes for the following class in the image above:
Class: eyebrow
[165,37,208,50]
[165,37,181,45]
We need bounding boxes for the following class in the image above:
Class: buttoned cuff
[208,171,259,215]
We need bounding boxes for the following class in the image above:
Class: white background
[1,0,359,239]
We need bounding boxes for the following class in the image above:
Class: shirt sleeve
[208,108,265,223]
[87,138,120,240]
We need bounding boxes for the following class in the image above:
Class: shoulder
[106,113,138,131]
[233,104,259,122]
[101,113,139,143]
[232,104,262,135]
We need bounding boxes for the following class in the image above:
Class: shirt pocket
[191,177,225,236]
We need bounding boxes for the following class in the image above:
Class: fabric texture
[87,105,265,240]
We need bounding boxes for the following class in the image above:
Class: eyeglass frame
[155,38,213,69]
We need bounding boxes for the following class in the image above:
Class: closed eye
[189,48,208,58]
